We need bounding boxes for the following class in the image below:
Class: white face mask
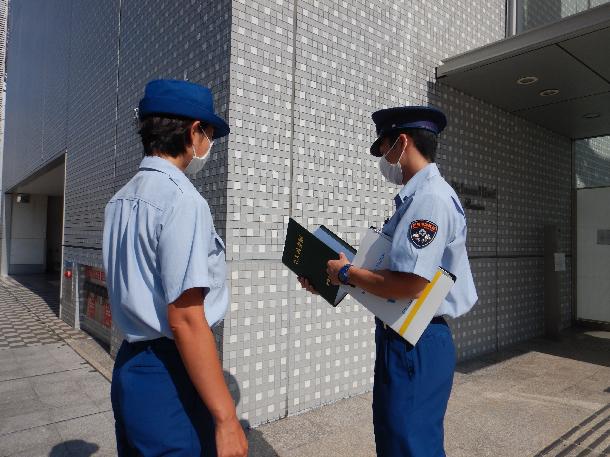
[378,137,405,185]
[184,128,214,176]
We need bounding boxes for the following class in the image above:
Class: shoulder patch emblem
[409,220,438,248]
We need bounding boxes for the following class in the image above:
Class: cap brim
[369,127,403,157]
[207,113,230,139]
[139,97,230,139]
[370,136,384,157]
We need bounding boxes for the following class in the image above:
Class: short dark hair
[389,128,438,162]
[138,115,208,157]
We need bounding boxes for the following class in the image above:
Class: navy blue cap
[370,106,447,156]
[138,79,230,139]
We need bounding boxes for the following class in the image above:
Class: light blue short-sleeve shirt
[102,156,228,342]
[382,163,478,318]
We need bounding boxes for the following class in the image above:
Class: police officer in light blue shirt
[373,108,478,321]
[302,106,477,457]
[103,80,247,457]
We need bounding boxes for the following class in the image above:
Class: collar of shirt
[394,163,440,208]
[139,156,193,189]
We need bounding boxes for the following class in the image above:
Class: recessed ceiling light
[517,76,538,85]
[583,112,601,119]
[540,89,560,97]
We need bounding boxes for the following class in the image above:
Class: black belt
[126,337,173,352]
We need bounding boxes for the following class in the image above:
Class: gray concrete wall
[0,0,7,261]
[9,193,47,274]
[3,0,70,191]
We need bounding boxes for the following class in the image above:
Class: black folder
[282,218,356,306]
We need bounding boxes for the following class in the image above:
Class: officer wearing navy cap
[300,106,478,456]
[103,80,247,457]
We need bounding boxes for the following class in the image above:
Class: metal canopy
[436,4,610,140]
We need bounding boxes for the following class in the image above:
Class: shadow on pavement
[456,327,610,375]
[10,273,61,317]
[532,403,610,456]
[225,370,279,457]
[527,327,610,368]
[49,440,99,457]
[246,427,280,457]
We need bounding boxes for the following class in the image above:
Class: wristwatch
[337,263,353,285]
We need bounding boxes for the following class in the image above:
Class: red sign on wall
[86,292,97,319]
[103,300,112,328]
[84,266,106,285]
[83,266,111,329]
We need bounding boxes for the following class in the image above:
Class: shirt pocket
[209,231,227,288]
[382,196,413,238]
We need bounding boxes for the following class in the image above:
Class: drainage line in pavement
[0,409,113,438]
[0,365,88,384]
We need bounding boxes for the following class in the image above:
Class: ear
[187,121,200,145]
[398,133,409,150]
[190,121,199,137]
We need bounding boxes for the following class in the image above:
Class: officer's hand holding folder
[281,218,356,306]
[282,218,456,346]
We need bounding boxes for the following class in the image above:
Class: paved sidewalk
[0,276,116,457]
[249,330,610,457]
[0,276,86,349]
[1,276,609,456]
[0,344,115,456]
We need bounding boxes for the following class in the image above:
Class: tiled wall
[0,0,7,251]
[225,0,572,425]
[3,0,574,427]
[4,0,232,346]
[575,136,610,188]
[517,0,610,33]
[110,0,233,357]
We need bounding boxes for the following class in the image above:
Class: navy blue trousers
[111,338,216,456]
[373,318,456,457]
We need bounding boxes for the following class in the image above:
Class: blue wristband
[338,264,353,285]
